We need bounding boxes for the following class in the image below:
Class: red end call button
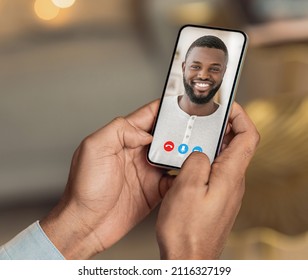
[164,141,174,152]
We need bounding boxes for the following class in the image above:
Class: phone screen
[147,25,247,169]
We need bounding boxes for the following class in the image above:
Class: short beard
[183,77,222,105]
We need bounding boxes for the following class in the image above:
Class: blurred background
[1,0,308,260]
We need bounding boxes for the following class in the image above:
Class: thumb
[176,152,211,191]
[122,118,153,148]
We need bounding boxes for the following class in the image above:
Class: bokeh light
[51,0,76,9]
[34,0,60,21]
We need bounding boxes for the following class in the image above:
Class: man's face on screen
[182,47,226,104]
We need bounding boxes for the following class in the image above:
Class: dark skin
[40,100,259,260]
[157,102,260,259]
[179,47,227,116]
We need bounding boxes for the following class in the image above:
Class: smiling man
[179,35,228,116]
[148,35,229,167]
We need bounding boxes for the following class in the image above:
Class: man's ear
[182,61,185,73]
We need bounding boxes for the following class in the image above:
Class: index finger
[125,99,160,132]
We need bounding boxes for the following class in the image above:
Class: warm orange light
[34,0,60,21]
[170,2,214,25]
[52,0,76,9]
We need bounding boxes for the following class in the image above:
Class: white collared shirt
[148,95,226,168]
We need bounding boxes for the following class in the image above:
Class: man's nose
[198,69,210,79]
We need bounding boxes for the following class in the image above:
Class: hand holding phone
[147,25,247,169]
[156,102,260,259]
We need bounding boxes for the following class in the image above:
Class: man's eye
[210,67,221,72]
[190,65,200,70]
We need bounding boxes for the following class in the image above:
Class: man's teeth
[195,83,210,88]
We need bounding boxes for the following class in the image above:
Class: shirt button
[188,126,192,129]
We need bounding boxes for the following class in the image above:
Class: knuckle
[251,125,261,147]
[112,116,126,128]
[245,126,261,157]
[80,134,97,152]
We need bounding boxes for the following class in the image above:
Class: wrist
[40,200,104,259]
[158,238,222,260]
[160,249,220,260]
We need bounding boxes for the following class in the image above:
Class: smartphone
[147,25,248,169]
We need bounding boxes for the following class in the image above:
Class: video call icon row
[163,141,203,154]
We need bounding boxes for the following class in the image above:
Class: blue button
[178,144,189,154]
[192,146,203,152]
